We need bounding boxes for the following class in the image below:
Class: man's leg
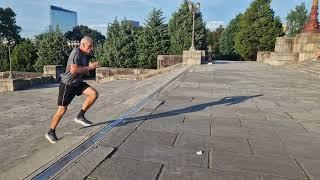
[46,106,68,143]
[74,87,99,126]
[50,106,68,129]
[81,87,99,112]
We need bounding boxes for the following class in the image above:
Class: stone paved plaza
[1,61,320,179]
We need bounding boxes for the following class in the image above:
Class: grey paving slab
[211,151,306,178]
[159,165,261,180]
[88,157,162,180]
[248,137,289,156]
[125,130,177,146]
[213,116,242,127]
[174,133,251,154]
[114,141,209,168]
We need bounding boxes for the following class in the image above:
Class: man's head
[79,36,94,54]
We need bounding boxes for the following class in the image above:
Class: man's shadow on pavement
[83,94,263,129]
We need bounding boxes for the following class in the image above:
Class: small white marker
[196,150,203,155]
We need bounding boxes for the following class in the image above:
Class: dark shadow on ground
[83,94,263,129]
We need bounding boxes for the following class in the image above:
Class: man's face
[82,42,94,54]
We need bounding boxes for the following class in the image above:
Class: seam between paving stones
[298,122,310,133]
[154,164,165,180]
[294,158,312,180]
[247,138,255,155]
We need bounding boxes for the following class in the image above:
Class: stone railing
[0,76,54,92]
[96,63,183,83]
[0,65,64,92]
[157,55,182,70]
[0,71,42,79]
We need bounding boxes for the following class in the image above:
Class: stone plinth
[293,33,320,62]
[43,65,65,81]
[275,37,295,53]
[265,52,299,66]
[257,51,271,63]
[182,50,204,65]
[157,55,182,70]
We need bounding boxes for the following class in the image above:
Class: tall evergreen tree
[168,0,207,54]
[0,7,21,42]
[65,25,106,44]
[137,8,169,69]
[0,43,9,71]
[11,39,38,72]
[286,2,308,37]
[101,19,137,68]
[219,13,242,57]
[208,25,224,56]
[235,0,284,61]
[34,28,70,71]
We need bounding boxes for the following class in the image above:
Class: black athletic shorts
[57,81,90,106]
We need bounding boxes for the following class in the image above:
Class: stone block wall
[257,51,271,63]
[43,65,65,81]
[275,37,295,53]
[0,76,54,92]
[96,64,183,82]
[182,50,204,65]
[157,55,182,70]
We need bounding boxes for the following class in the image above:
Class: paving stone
[115,141,208,168]
[88,157,162,180]
[211,151,306,178]
[159,165,260,180]
[125,130,177,146]
[248,137,289,156]
[174,133,251,154]
[213,116,242,127]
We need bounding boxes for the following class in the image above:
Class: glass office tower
[49,5,77,33]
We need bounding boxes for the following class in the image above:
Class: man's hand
[89,61,99,70]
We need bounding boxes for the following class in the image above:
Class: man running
[45,36,99,144]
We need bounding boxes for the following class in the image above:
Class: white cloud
[206,20,225,31]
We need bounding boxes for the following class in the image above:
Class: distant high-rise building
[49,5,77,33]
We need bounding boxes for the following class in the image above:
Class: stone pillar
[43,65,65,81]
[182,50,202,65]
[303,0,320,32]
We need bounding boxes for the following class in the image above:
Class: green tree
[235,0,284,61]
[101,19,137,68]
[34,28,70,71]
[286,2,308,37]
[11,39,38,72]
[0,43,9,71]
[168,0,207,54]
[137,8,169,69]
[0,7,21,42]
[208,25,224,56]
[219,13,242,58]
[65,25,106,44]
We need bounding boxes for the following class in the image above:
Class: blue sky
[0,0,313,38]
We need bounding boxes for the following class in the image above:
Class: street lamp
[188,1,200,51]
[3,38,15,79]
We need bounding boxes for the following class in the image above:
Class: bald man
[46,36,99,144]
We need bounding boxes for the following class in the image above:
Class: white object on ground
[196,150,203,155]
